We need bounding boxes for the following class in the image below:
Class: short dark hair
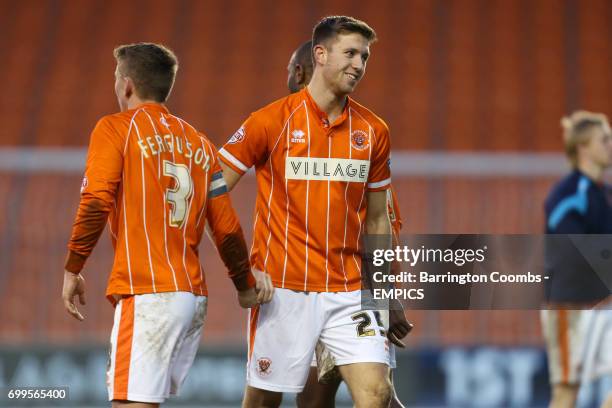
[113,43,178,102]
[295,40,313,68]
[294,40,313,77]
[312,16,377,48]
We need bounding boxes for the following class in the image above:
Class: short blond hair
[561,110,609,167]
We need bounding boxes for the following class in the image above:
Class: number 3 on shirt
[163,160,193,228]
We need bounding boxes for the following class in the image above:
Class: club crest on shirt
[256,357,272,377]
[351,130,369,151]
[228,126,245,144]
[80,176,88,193]
[291,129,306,144]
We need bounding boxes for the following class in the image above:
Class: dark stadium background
[0,0,611,406]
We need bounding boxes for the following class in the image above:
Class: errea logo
[291,129,306,144]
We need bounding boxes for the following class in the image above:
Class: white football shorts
[107,292,207,403]
[247,288,390,392]
[580,305,612,383]
[310,308,397,382]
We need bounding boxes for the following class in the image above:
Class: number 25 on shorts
[352,311,386,337]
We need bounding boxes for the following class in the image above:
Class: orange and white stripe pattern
[219,88,391,293]
[68,103,228,301]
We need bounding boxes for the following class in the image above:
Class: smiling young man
[62,43,271,408]
[218,16,394,408]
[285,38,411,408]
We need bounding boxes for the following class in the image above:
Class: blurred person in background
[542,110,612,408]
[219,16,395,408]
[286,39,411,408]
[62,42,272,408]
[286,40,314,94]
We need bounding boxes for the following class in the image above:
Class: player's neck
[127,97,161,111]
[577,161,603,183]
[306,80,347,123]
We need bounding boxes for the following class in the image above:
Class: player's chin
[341,81,358,94]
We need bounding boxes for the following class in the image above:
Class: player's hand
[62,270,86,321]
[253,268,274,304]
[388,301,412,348]
[237,288,258,308]
[237,269,274,308]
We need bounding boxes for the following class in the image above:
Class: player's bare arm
[365,190,391,235]
[366,191,412,346]
[387,232,413,347]
[219,161,243,192]
[388,300,412,348]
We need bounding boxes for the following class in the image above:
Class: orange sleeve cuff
[64,250,87,274]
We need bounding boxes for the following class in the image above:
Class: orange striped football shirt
[219,88,391,292]
[66,103,248,303]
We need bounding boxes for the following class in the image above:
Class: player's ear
[295,64,304,84]
[313,44,327,66]
[124,77,134,99]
